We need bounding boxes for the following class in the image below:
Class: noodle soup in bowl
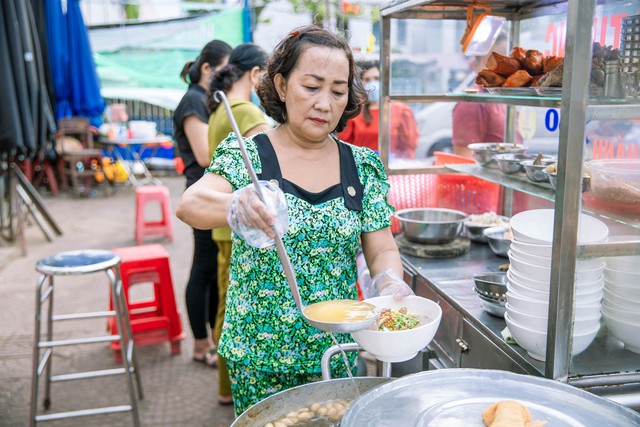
[350,296,442,363]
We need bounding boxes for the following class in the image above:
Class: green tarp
[93,8,244,90]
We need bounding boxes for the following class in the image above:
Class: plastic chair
[110,244,185,362]
[55,117,104,197]
[134,185,175,245]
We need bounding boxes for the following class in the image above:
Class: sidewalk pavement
[0,176,236,426]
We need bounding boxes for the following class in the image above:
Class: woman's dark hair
[257,25,368,134]
[207,43,269,112]
[357,60,380,125]
[180,40,232,84]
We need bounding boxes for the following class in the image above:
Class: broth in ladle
[303,299,378,323]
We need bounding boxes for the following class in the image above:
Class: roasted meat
[523,50,544,76]
[476,70,506,87]
[538,64,563,87]
[485,52,522,77]
[510,46,527,64]
[503,70,533,87]
[543,56,563,74]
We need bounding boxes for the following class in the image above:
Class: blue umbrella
[45,0,104,127]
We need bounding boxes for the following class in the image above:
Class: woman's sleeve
[204,134,259,191]
[356,148,395,232]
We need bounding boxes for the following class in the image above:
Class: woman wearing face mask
[337,61,419,159]
[206,42,270,406]
[174,39,231,369]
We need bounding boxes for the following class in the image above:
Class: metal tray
[342,369,640,426]
[486,87,537,96]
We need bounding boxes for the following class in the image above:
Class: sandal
[193,347,218,368]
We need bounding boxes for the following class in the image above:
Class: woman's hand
[371,269,414,299]
[226,180,288,248]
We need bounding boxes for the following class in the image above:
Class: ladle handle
[214,91,304,313]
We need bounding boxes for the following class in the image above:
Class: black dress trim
[253,133,363,211]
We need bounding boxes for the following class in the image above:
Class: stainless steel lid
[342,369,640,426]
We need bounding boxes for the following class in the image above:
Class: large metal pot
[231,377,392,427]
[396,208,467,244]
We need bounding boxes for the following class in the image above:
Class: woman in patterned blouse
[176,25,411,416]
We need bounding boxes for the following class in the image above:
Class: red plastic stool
[134,185,175,245]
[109,244,185,362]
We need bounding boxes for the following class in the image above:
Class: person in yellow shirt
[206,42,270,406]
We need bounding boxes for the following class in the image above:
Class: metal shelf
[447,164,640,232]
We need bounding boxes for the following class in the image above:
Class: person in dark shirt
[173,39,231,367]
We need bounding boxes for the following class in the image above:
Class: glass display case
[379,0,640,406]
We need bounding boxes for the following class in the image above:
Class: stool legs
[30,266,143,426]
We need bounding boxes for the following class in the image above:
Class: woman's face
[361,66,380,84]
[278,46,350,142]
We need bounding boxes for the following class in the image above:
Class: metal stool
[30,250,144,426]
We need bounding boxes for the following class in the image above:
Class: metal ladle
[214,91,378,333]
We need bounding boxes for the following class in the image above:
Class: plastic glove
[371,269,414,299]
[226,180,288,248]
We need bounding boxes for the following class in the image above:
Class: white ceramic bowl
[606,255,640,272]
[604,279,640,301]
[509,246,604,271]
[602,312,640,354]
[509,252,604,283]
[507,268,549,291]
[505,312,599,361]
[604,267,640,286]
[507,275,549,301]
[510,239,553,257]
[603,288,640,308]
[601,304,640,325]
[506,286,549,316]
[350,295,442,363]
[505,302,547,331]
[510,209,609,244]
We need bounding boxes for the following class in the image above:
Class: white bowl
[604,279,640,301]
[604,267,640,286]
[602,312,640,354]
[606,255,640,272]
[510,239,553,257]
[507,268,549,291]
[350,295,442,363]
[505,303,547,331]
[603,288,640,309]
[510,209,609,245]
[508,252,604,283]
[506,286,549,316]
[601,304,640,325]
[505,312,599,361]
[509,246,604,271]
[507,275,549,301]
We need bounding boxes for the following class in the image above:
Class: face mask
[250,90,263,110]
[364,81,380,103]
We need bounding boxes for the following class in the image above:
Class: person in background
[337,60,419,159]
[206,42,270,406]
[173,40,232,368]
[452,34,521,158]
[176,25,413,416]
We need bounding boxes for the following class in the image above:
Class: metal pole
[243,0,252,43]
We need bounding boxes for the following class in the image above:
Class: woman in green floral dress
[177,25,413,416]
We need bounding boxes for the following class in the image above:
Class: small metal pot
[396,208,467,244]
[483,226,512,258]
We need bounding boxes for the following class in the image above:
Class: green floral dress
[206,132,393,413]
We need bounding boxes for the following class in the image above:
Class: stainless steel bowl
[396,208,467,244]
[473,272,508,299]
[468,143,528,168]
[521,159,551,182]
[463,215,510,243]
[493,153,536,175]
[474,290,507,317]
[546,171,591,193]
[483,226,512,258]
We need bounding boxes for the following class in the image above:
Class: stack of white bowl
[602,254,640,354]
[503,209,608,361]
